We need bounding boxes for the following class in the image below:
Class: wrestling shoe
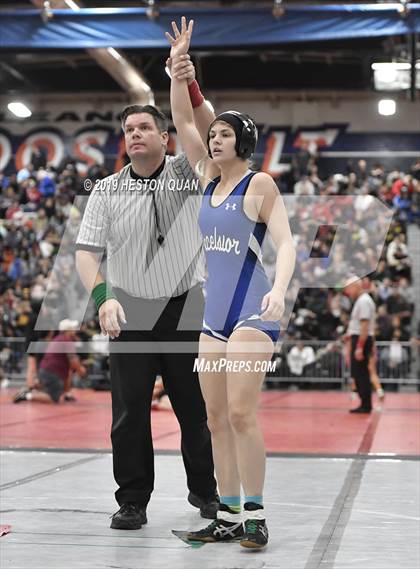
[240,502,269,549]
[13,389,31,403]
[64,393,77,402]
[186,504,243,542]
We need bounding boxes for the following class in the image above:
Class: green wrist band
[92,282,117,311]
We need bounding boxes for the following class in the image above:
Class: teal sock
[245,495,263,506]
[220,495,241,513]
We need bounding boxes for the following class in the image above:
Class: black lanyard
[130,160,165,245]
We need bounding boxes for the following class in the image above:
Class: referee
[344,278,376,413]
[75,69,218,529]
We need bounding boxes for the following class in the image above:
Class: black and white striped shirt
[76,153,205,299]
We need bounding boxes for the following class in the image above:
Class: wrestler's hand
[260,289,285,321]
[165,16,194,58]
[99,299,126,339]
[166,54,195,84]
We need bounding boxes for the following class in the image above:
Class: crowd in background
[267,150,419,382]
[0,145,419,384]
[267,153,419,343]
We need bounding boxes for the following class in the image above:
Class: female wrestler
[167,18,296,549]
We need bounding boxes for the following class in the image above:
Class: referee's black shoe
[188,492,219,519]
[349,406,371,414]
[110,503,147,529]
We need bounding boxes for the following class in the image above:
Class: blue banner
[1,5,420,49]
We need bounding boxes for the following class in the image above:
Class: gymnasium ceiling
[0,1,416,99]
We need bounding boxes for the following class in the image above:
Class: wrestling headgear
[207,111,258,159]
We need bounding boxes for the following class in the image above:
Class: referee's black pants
[350,335,373,411]
[110,285,216,507]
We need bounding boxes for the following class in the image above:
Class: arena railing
[0,337,28,383]
[267,340,419,389]
[1,337,418,390]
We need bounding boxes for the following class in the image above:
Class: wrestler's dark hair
[120,105,168,133]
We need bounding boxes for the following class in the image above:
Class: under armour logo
[225,203,237,211]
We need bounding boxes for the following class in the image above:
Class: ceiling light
[378,99,396,116]
[372,61,420,91]
[7,101,32,118]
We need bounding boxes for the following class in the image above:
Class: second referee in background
[344,278,376,414]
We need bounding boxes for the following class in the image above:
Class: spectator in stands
[293,140,313,177]
[294,175,315,196]
[377,276,394,304]
[354,185,375,218]
[392,174,414,198]
[380,331,409,380]
[24,179,41,211]
[391,314,411,342]
[287,341,315,377]
[398,277,415,310]
[410,178,420,225]
[37,167,56,198]
[5,197,21,220]
[354,159,368,186]
[43,196,56,218]
[0,186,17,216]
[386,234,411,281]
[393,186,412,225]
[30,146,47,170]
[32,207,49,238]
[367,163,386,194]
[376,304,394,341]
[386,286,413,329]
[308,165,323,193]
[16,163,33,184]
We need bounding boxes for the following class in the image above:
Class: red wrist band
[188,80,205,108]
[356,341,364,350]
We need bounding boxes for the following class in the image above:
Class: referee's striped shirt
[76,153,205,299]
